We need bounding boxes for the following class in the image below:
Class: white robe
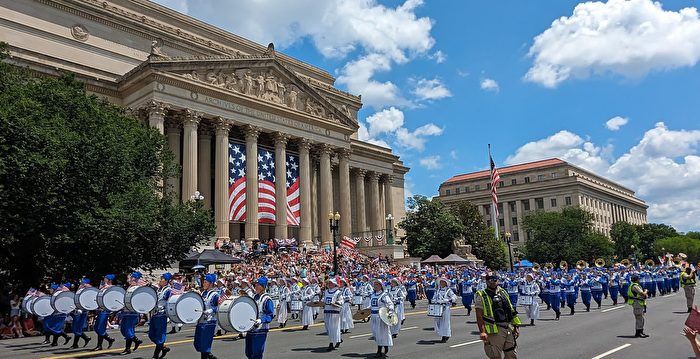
[277,286,290,324]
[360,282,373,309]
[323,289,343,344]
[341,287,354,331]
[388,285,406,335]
[370,291,394,347]
[301,285,315,326]
[521,280,540,320]
[433,288,456,337]
[311,284,321,316]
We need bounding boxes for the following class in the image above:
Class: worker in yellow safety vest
[681,266,697,313]
[627,274,649,338]
[475,273,522,359]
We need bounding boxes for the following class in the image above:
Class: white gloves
[253,318,262,328]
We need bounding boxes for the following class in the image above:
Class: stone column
[368,171,381,246]
[274,132,289,239]
[244,125,261,243]
[311,160,318,242]
[338,149,352,240]
[146,100,168,135]
[384,175,394,241]
[319,144,334,246]
[181,110,200,202]
[166,120,181,201]
[197,127,212,209]
[298,139,313,245]
[354,169,367,246]
[214,118,231,242]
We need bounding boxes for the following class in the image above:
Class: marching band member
[655,269,665,296]
[121,272,145,355]
[311,277,322,320]
[405,274,418,309]
[245,277,275,359]
[300,278,315,330]
[277,278,290,328]
[359,275,373,309]
[194,273,220,359]
[433,277,457,343]
[521,273,540,326]
[506,275,519,307]
[323,277,344,351]
[547,275,561,320]
[370,279,394,358]
[610,269,621,304]
[424,274,436,304]
[591,271,604,309]
[45,283,70,346]
[289,277,302,320]
[339,278,354,334]
[388,278,406,338]
[149,273,172,359]
[267,278,280,319]
[620,270,631,302]
[579,273,592,312]
[69,279,92,348]
[460,273,475,316]
[93,274,116,351]
[475,273,521,359]
[563,274,576,315]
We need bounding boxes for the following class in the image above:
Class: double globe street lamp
[328,211,341,275]
[385,214,394,245]
[504,232,514,272]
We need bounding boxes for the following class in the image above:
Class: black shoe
[216,330,222,336]
[106,336,115,349]
[335,342,341,349]
[392,334,397,338]
[70,336,80,349]
[302,325,308,330]
[160,346,171,359]
[313,314,318,320]
[121,349,132,356]
[42,340,50,344]
[401,319,405,325]
[93,346,103,352]
[82,335,91,347]
[639,332,649,338]
[689,308,693,313]
[530,319,535,326]
[327,343,335,351]
[63,334,70,345]
[555,312,560,320]
[133,337,143,351]
[168,328,177,334]
[440,336,447,343]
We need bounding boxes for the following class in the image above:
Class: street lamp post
[385,214,394,245]
[630,244,636,266]
[190,190,204,202]
[329,211,340,275]
[505,232,514,272]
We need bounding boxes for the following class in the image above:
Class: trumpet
[620,258,630,267]
[560,261,568,271]
[595,258,605,268]
[532,263,541,271]
[576,260,588,270]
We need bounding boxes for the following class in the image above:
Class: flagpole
[489,144,500,242]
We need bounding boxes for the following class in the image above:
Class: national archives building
[0,0,408,249]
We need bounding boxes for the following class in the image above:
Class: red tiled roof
[444,158,566,184]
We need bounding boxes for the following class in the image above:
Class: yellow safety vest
[476,288,522,334]
[626,283,646,306]
[681,273,697,287]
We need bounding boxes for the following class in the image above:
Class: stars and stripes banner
[340,236,358,249]
[257,148,276,224]
[490,151,501,218]
[286,153,301,226]
[229,142,247,221]
[364,236,371,243]
[376,234,384,244]
[171,281,184,296]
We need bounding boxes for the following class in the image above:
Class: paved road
[1,290,695,359]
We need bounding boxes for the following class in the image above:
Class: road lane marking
[591,343,631,359]
[401,326,418,331]
[450,339,482,348]
[601,305,625,313]
[350,333,372,338]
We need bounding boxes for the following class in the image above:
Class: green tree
[636,223,677,259]
[450,201,508,269]
[0,51,215,289]
[686,232,700,240]
[654,236,700,264]
[399,195,464,259]
[610,222,640,259]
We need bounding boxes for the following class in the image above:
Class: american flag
[286,154,300,225]
[340,236,358,249]
[257,148,276,223]
[229,142,247,221]
[171,281,184,295]
[490,153,500,218]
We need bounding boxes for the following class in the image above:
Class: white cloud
[429,50,446,63]
[365,107,405,137]
[480,78,500,92]
[450,150,458,160]
[412,78,451,101]
[154,0,189,14]
[505,123,700,231]
[396,123,444,151]
[359,107,442,151]
[457,70,470,78]
[525,0,700,88]
[419,155,442,169]
[605,116,629,131]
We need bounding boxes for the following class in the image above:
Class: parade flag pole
[489,144,500,242]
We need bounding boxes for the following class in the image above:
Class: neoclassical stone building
[0,0,408,249]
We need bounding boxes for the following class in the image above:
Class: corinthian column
[166,120,181,201]
[298,139,313,245]
[319,144,334,246]
[146,100,168,135]
[274,132,289,239]
[197,127,212,209]
[181,110,200,202]
[338,149,352,240]
[244,125,261,242]
[354,169,367,246]
[214,118,231,242]
[368,171,381,246]
[384,174,394,228]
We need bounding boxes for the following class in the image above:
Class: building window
[522,200,530,211]
[512,217,518,225]
[475,184,480,191]
[551,198,557,207]
[484,205,490,215]
[551,172,558,178]
[465,186,470,193]
[513,232,520,242]
[565,196,572,206]
[537,174,545,181]
[487,183,492,190]
[535,198,544,209]
[445,189,450,195]
[455,187,460,194]
[524,176,530,183]
[511,178,517,185]
[509,201,516,212]
[499,181,504,188]
[499,219,505,227]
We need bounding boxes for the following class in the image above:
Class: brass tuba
[620,258,630,267]
[544,262,554,270]
[560,261,568,271]
[576,260,588,270]
[532,263,541,271]
[673,257,683,267]
[644,259,655,267]
[595,258,605,268]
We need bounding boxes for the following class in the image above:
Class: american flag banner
[171,281,184,295]
[229,142,247,221]
[286,153,301,225]
[257,148,276,223]
[340,236,358,249]
[489,150,501,218]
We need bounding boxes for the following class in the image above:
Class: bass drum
[217,296,258,333]
[51,291,76,314]
[167,292,203,324]
[97,286,126,312]
[124,286,157,314]
[21,296,34,315]
[31,296,55,317]
[74,287,100,311]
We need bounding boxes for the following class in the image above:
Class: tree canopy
[449,201,508,269]
[399,195,463,259]
[0,46,215,289]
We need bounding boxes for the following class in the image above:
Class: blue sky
[154,0,700,231]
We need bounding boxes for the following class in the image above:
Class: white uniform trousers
[371,315,393,347]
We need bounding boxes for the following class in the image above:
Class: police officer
[681,266,697,312]
[475,273,521,359]
[627,274,649,338]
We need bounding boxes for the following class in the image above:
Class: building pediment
[119,51,358,130]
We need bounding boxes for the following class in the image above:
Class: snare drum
[289,300,303,311]
[97,286,126,311]
[427,303,444,317]
[125,286,157,314]
[167,292,204,324]
[51,291,76,314]
[217,296,258,333]
[31,296,55,317]
[74,287,100,311]
[352,295,363,305]
[519,295,533,305]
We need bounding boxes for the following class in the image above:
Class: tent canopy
[421,255,443,264]
[437,254,470,264]
[179,249,243,268]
